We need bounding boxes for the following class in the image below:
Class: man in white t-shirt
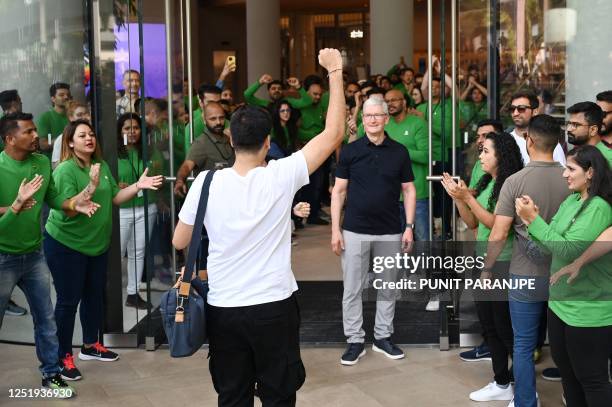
[173,48,345,406]
[508,90,566,166]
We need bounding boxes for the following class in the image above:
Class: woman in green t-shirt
[442,131,523,402]
[516,145,612,406]
[117,113,163,309]
[43,120,163,381]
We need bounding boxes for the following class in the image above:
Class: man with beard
[566,101,611,165]
[595,90,612,148]
[174,102,235,197]
[508,90,566,165]
[186,84,223,153]
[384,89,429,240]
[243,74,310,110]
[36,83,71,159]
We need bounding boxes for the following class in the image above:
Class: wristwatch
[405,223,415,230]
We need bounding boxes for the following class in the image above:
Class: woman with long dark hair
[441,131,524,403]
[516,145,612,407]
[268,99,298,160]
[116,113,164,309]
[43,119,163,381]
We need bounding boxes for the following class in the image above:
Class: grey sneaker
[372,337,405,360]
[340,343,366,366]
[5,299,27,316]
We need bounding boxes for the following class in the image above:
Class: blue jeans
[0,250,61,378]
[398,199,430,241]
[43,232,108,358]
[509,274,548,407]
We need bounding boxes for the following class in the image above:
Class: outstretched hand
[137,168,164,191]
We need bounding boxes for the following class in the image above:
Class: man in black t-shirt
[331,97,416,366]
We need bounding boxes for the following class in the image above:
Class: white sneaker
[469,382,513,402]
[425,295,439,311]
[508,393,540,407]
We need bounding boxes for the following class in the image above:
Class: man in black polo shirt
[331,97,416,366]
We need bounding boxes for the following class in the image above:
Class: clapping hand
[515,195,538,225]
[13,175,44,212]
[137,168,164,191]
[441,172,470,201]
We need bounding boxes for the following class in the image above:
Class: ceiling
[202,0,369,12]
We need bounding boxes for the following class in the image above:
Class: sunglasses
[509,105,532,113]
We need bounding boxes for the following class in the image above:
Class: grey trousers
[341,230,402,343]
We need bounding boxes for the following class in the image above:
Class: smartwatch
[405,223,415,230]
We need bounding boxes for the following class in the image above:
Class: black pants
[303,166,323,222]
[548,308,612,407]
[207,294,305,407]
[475,261,513,385]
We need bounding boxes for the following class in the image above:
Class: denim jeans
[0,250,61,378]
[43,232,108,358]
[509,274,548,407]
[398,199,430,241]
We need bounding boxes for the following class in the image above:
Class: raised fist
[287,77,300,89]
[318,48,342,72]
[259,74,273,85]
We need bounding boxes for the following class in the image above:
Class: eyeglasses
[509,105,532,113]
[562,121,591,130]
[363,113,388,120]
[279,109,291,113]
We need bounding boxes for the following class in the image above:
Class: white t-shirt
[51,135,63,167]
[511,129,566,166]
[178,151,310,307]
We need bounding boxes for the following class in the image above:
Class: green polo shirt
[35,109,68,158]
[45,159,120,256]
[595,141,612,166]
[187,129,235,172]
[384,115,429,199]
[528,194,612,327]
[417,99,460,161]
[459,101,487,135]
[0,152,64,254]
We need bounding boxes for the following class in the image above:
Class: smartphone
[227,55,236,66]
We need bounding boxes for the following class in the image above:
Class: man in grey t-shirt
[485,114,569,407]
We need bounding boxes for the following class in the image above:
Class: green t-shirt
[473,179,513,260]
[117,148,163,208]
[416,99,460,161]
[297,101,326,142]
[595,141,612,166]
[35,109,68,158]
[528,194,612,327]
[243,82,313,110]
[469,160,485,189]
[45,159,120,256]
[384,115,429,199]
[459,101,487,137]
[0,152,64,254]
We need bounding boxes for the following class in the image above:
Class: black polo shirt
[336,133,414,235]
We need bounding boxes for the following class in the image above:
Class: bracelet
[135,181,141,191]
[68,199,76,211]
[327,68,342,77]
[10,202,21,214]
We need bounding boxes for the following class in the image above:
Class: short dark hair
[197,84,222,99]
[366,87,386,97]
[123,69,140,77]
[267,80,283,90]
[346,81,360,89]
[360,80,376,90]
[567,101,603,128]
[0,90,19,110]
[0,112,34,142]
[476,119,504,134]
[527,114,561,153]
[399,68,415,76]
[303,75,323,91]
[432,77,442,83]
[511,89,539,109]
[596,90,612,103]
[230,105,272,153]
[415,73,424,79]
[49,82,70,98]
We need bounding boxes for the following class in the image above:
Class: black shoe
[307,216,329,226]
[42,374,76,398]
[125,293,149,309]
[542,367,562,381]
[60,353,82,381]
[340,343,366,366]
[78,342,119,362]
[372,337,405,360]
[5,299,27,316]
